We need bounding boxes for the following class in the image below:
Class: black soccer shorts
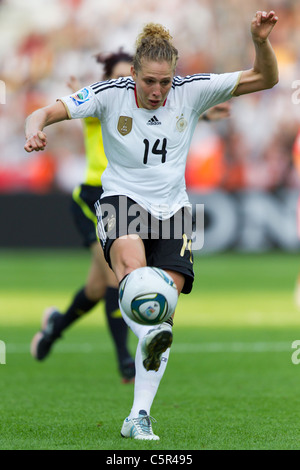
[95,195,194,294]
[71,184,103,247]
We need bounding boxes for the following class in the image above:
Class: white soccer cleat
[121,410,159,440]
[141,323,173,372]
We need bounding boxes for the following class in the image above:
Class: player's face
[132,60,174,110]
[110,61,132,79]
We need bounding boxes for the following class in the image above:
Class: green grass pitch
[1,249,300,450]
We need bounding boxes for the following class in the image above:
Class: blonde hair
[133,23,179,72]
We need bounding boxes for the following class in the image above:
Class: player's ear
[131,66,136,81]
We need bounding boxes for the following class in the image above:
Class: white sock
[119,302,172,418]
[129,341,170,418]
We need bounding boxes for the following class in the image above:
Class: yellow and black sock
[105,286,132,363]
[58,287,98,331]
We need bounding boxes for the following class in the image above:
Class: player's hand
[24,131,47,153]
[251,11,278,43]
[67,76,81,93]
[205,102,231,121]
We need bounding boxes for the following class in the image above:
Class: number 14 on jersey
[143,138,167,164]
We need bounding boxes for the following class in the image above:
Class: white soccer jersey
[59,71,241,219]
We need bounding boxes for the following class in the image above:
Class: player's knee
[85,281,106,301]
[118,259,146,283]
[122,255,145,274]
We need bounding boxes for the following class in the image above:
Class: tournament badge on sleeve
[70,88,91,107]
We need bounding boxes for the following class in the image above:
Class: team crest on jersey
[176,115,187,132]
[70,87,91,107]
[118,116,132,136]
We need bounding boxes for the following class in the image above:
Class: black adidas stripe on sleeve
[172,74,211,88]
[91,77,135,95]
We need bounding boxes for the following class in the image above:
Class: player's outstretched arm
[234,10,279,96]
[24,100,69,153]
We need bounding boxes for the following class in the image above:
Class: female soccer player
[25,11,279,440]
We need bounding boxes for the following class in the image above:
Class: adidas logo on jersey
[147,116,161,125]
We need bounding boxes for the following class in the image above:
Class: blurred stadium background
[0,0,300,252]
[1,0,300,450]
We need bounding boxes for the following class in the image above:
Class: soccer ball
[119,267,178,325]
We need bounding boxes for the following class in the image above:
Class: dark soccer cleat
[30,307,62,361]
[141,324,173,372]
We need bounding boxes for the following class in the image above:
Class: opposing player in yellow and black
[31,50,135,383]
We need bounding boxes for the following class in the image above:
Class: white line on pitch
[5,342,292,354]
